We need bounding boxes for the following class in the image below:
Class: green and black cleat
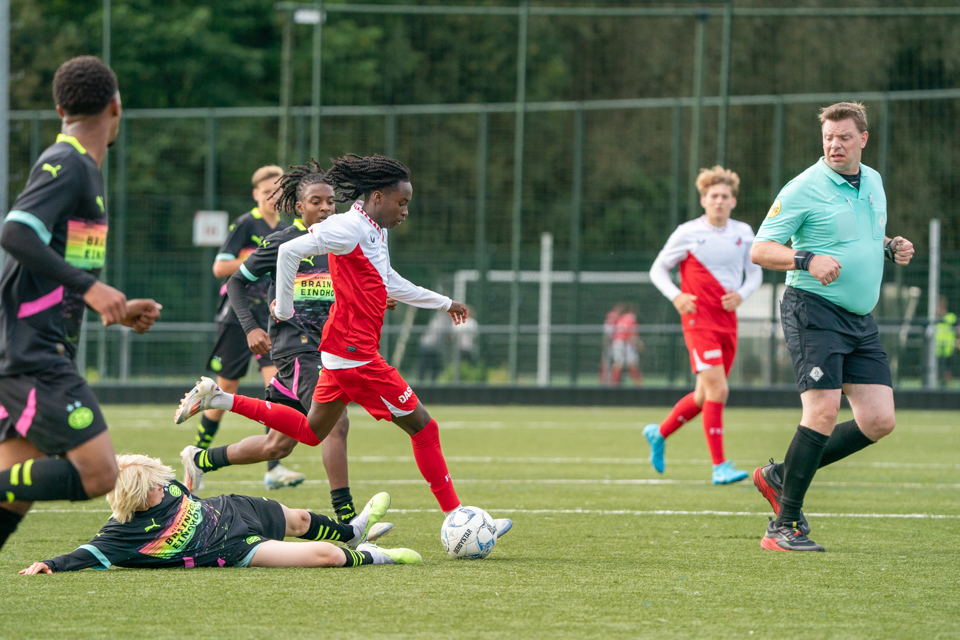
[753,458,811,536]
[761,518,825,552]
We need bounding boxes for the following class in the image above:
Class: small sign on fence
[193,211,229,247]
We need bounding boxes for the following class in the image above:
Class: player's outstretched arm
[20,546,104,574]
[227,271,271,355]
[385,267,452,312]
[19,562,53,575]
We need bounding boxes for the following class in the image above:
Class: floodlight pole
[279,9,295,168]
[686,10,707,220]
[508,0,529,383]
[311,1,323,159]
[716,0,733,165]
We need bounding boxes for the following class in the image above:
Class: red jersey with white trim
[275,201,452,361]
[650,216,762,334]
[612,312,638,342]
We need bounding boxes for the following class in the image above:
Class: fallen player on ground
[19,454,419,573]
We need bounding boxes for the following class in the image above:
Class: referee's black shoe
[753,458,811,536]
[761,518,825,552]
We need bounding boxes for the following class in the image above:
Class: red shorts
[683,329,737,376]
[312,354,418,421]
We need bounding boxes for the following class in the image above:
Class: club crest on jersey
[369,233,378,244]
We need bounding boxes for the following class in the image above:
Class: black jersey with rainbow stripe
[213,209,287,327]
[232,220,333,360]
[43,481,270,571]
[0,135,107,375]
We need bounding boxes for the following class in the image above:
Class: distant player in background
[192,166,302,490]
[0,57,162,551]
[176,154,512,541]
[600,303,623,384]
[19,454,418,573]
[645,166,762,485]
[609,304,643,386]
[179,159,391,533]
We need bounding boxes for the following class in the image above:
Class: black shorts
[229,494,287,542]
[264,351,322,414]
[207,322,274,380]
[781,287,892,393]
[0,361,109,455]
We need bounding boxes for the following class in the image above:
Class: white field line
[287,455,960,471]
[28,507,960,520]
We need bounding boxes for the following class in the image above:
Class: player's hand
[672,293,697,315]
[447,301,468,325]
[808,255,842,285]
[121,299,162,334]
[386,297,398,311]
[721,291,743,311]
[890,236,914,266]
[246,328,272,356]
[269,300,281,322]
[84,281,128,326]
[19,562,52,575]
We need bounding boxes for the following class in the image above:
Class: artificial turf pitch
[1,404,958,639]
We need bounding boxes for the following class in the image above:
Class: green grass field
[2,404,958,639]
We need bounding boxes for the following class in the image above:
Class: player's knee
[315,543,340,567]
[289,509,311,537]
[869,413,896,439]
[330,415,350,439]
[81,465,118,498]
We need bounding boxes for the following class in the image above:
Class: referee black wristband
[884,239,896,262]
[793,250,815,271]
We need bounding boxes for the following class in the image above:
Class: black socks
[195,415,220,449]
[819,419,875,468]
[331,487,355,523]
[195,447,231,472]
[340,547,374,567]
[0,507,24,551]
[298,511,355,542]
[777,426,829,527]
[0,457,90,503]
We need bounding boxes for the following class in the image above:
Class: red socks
[231,395,321,447]
[410,419,460,512]
[659,392,702,438]
[702,400,725,465]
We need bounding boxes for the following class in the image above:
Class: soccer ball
[440,506,497,559]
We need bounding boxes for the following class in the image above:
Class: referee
[750,102,915,552]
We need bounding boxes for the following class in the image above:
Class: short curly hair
[695,165,740,197]
[53,56,118,116]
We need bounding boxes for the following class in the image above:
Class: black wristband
[884,239,896,262]
[793,250,815,271]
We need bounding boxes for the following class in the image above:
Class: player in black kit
[19,454,420,573]
[179,160,390,531]
[0,57,162,551]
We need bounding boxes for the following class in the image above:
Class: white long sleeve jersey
[649,216,762,333]
[276,201,451,362]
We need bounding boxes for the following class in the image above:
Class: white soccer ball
[440,506,497,559]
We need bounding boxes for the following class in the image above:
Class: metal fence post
[926,218,941,388]
[508,0,529,383]
[537,232,553,386]
[669,105,682,231]
[686,11,708,219]
[382,112,397,362]
[716,0,733,166]
[116,121,128,379]
[203,113,217,323]
[311,0,323,159]
[878,97,890,179]
[767,100,784,385]
[29,114,40,165]
[475,111,489,370]
[279,9,294,168]
[569,108,584,383]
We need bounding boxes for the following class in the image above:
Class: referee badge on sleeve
[767,199,782,218]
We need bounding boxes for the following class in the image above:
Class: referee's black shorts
[780,286,892,393]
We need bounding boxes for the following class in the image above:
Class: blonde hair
[695,165,740,197]
[107,454,176,524]
[818,102,868,133]
[251,165,284,188]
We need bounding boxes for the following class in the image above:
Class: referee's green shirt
[754,157,886,315]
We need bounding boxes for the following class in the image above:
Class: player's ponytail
[324,153,410,203]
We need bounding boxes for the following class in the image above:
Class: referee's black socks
[777,426,829,527]
[819,420,875,468]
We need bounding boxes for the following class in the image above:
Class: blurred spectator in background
[936,295,960,385]
[453,305,479,366]
[600,303,624,384]
[610,304,644,386]
[417,312,448,382]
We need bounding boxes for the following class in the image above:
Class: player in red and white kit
[610,305,643,386]
[644,166,762,484]
[175,155,512,541]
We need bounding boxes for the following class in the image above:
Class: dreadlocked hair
[272,158,328,217]
[324,153,410,203]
